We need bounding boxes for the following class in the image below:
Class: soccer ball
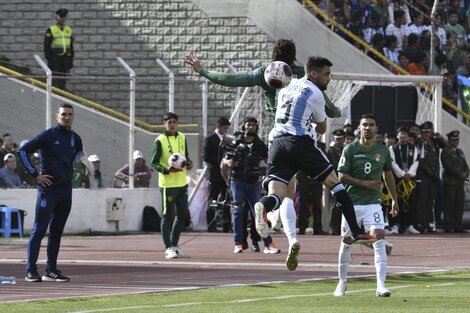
[168,153,186,169]
[264,61,293,89]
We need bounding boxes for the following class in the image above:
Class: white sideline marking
[68,283,458,313]
[0,258,443,270]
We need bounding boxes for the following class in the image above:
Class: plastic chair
[0,207,23,238]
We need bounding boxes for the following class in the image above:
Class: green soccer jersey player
[334,114,399,298]
[185,39,341,118]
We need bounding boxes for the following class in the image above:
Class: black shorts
[264,135,333,187]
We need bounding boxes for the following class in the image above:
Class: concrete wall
[1,188,160,233]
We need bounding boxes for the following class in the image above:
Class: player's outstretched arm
[323,92,341,118]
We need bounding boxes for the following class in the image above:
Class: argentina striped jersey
[269,76,326,141]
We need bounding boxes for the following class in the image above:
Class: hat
[55,8,68,17]
[133,150,144,160]
[88,154,100,162]
[446,130,460,139]
[420,121,433,132]
[332,129,345,138]
[3,153,15,162]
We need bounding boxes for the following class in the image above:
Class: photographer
[221,117,280,254]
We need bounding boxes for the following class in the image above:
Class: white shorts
[341,204,385,237]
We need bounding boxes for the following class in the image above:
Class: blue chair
[0,207,23,238]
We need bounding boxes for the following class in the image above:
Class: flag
[457,75,470,123]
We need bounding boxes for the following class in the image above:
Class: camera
[220,132,249,162]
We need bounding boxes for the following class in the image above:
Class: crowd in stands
[306,0,470,115]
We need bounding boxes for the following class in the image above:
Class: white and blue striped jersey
[269,76,326,141]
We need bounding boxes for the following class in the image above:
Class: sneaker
[233,244,244,253]
[267,209,282,232]
[352,232,377,245]
[252,243,260,252]
[286,241,300,271]
[405,225,420,234]
[42,270,70,282]
[174,246,190,258]
[25,270,42,282]
[333,281,347,297]
[385,242,393,256]
[165,247,178,259]
[376,287,391,297]
[263,243,280,254]
[254,202,270,238]
[390,225,399,235]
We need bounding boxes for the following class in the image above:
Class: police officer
[44,8,74,90]
[414,121,441,233]
[441,130,469,233]
[19,104,83,282]
[327,129,345,235]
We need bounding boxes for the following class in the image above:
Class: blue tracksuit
[18,124,83,272]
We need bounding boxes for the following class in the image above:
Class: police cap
[419,121,433,132]
[446,130,460,140]
[332,129,345,139]
[55,8,68,17]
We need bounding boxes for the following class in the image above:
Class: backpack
[142,206,161,232]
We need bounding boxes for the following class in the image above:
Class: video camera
[219,132,250,163]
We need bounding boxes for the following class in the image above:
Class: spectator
[364,13,385,44]
[385,10,408,50]
[445,9,467,45]
[408,124,421,138]
[16,140,37,187]
[72,155,89,188]
[150,112,193,259]
[406,13,430,37]
[329,0,351,22]
[384,132,397,146]
[44,8,74,90]
[372,0,390,28]
[406,50,428,75]
[115,150,152,188]
[388,0,411,25]
[87,154,104,188]
[441,130,469,233]
[0,133,17,168]
[402,33,421,63]
[367,33,387,67]
[332,9,349,41]
[347,10,367,49]
[444,32,464,73]
[442,69,459,115]
[432,12,448,48]
[203,117,231,232]
[345,131,356,145]
[456,49,470,76]
[383,35,400,67]
[0,153,28,188]
[350,0,373,27]
[447,0,466,26]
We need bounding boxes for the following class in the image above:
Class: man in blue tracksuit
[18,103,83,282]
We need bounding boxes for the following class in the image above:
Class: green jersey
[199,64,340,117]
[337,141,392,205]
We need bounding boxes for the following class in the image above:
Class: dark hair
[407,33,420,46]
[59,103,73,110]
[394,10,405,19]
[216,117,230,127]
[272,39,296,65]
[447,9,458,17]
[305,56,333,73]
[241,116,258,132]
[360,113,376,121]
[163,112,178,121]
[384,35,397,48]
[3,133,11,138]
[371,33,385,46]
[396,126,409,134]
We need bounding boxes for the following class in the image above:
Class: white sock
[373,239,387,288]
[280,198,297,245]
[338,241,352,283]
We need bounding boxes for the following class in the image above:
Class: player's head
[358,113,378,140]
[272,39,296,66]
[163,112,178,134]
[305,56,333,91]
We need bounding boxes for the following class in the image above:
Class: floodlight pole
[117,57,136,189]
[34,54,52,129]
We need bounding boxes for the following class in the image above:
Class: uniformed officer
[327,129,345,235]
[44,8,74,90]
[441,130,469,233]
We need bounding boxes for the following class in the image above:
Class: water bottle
[0,276,16,285]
